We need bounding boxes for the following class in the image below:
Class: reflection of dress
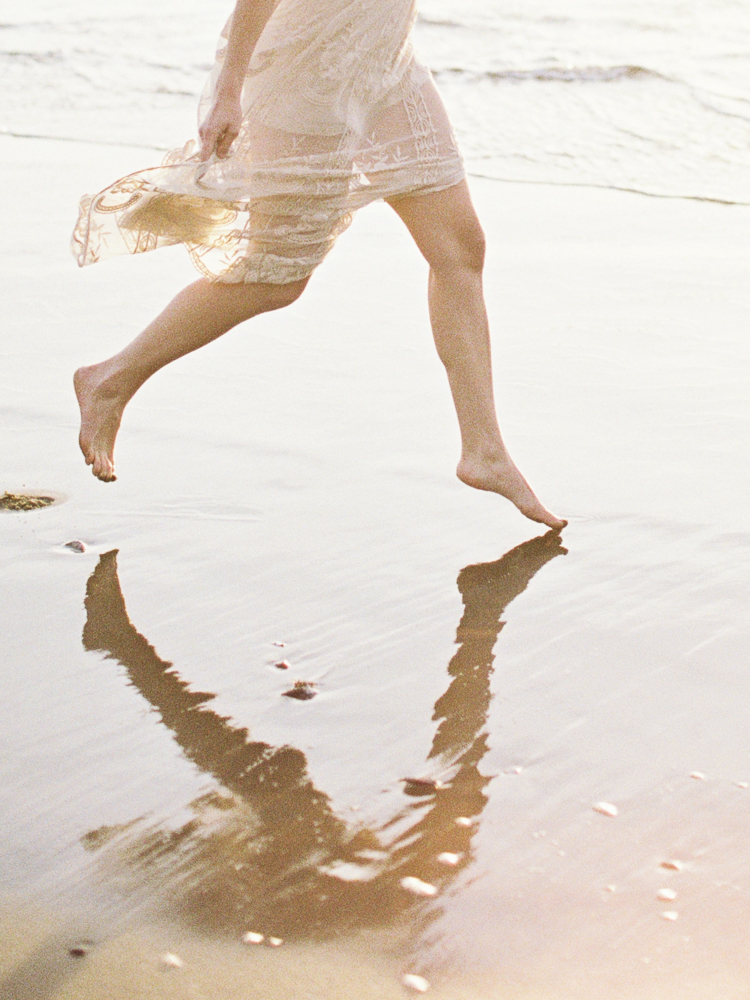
[72,0,465,284]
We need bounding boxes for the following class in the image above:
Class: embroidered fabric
[72,0,466,284]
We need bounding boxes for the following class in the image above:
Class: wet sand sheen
[2,135,750,998]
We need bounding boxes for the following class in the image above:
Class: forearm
[216,0,278,98]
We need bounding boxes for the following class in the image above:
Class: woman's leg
[387,181,565,530]
[75,276,308,482]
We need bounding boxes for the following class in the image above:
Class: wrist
[215,69,245,102]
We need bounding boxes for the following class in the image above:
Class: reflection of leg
[389,531,567,895]
[75,275,308,482]
[388,183,565,530]
[432,530,567,763]
[82,551,346,864]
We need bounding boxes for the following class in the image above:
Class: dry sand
[2,134,750,998]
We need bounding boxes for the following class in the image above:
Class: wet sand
[2,134,750,998]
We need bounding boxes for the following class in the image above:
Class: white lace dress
[72,0,465,284]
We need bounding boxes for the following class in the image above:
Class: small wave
[465,171,750,207]
[0,49,64,64]
[435,64,667,84]
[416,14,464,28]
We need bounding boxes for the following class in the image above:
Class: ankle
[460,441,509,468]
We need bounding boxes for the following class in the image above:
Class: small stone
[437,852,460,866]
[605,884,617,893]
[657,888,677,901]
[400,876,438,897]
[65,540,86,553]
[401,777,444,792]
[661,910,679,921]
[275,660,291,670]
[402,973,430,993]
[454,816,472,828]
[242,932,264,945]
[68,945,88,958]
[661,860,684,871]
[266,937,283,948]
[593,802,618,817]
[690,771,706,780]
[282,680,316,700]
[735,781,749,789]
[160,952,184,969]
[273,641,285,647]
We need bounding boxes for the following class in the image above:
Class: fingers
[216,125,239,158]
[198,126,219,162]
[198,124,239,161]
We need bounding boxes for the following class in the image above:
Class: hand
[198,95,243,161]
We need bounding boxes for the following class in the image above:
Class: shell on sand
[267,937,284,947]
[454,816,472,828]
[160,952,184,969]
[403,973,430,993]
[660,859,684,871]
[400,876,438,897]
[593,801,618,817]
[661,910,679,921]
[657,888,677,901]
[242,932,264,945]
[437,852,460,866]
[690,771,706,780]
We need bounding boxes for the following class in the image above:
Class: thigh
[386,180,486,272]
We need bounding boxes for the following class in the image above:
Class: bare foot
[74,365,125,482]
[457,452,567,530]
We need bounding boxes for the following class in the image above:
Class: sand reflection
[81,532,566,942]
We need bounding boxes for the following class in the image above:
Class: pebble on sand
[401,777,444,791]
[275,660,291,670]
[400,876,438,897]
[65,540,86,553]
[402,973,430,993]
[68,945,89,958]
[281,680,316,700]
[266,937,284,947]
[660,860,684,871]
[273,641,285,647]
[160,953,184,969]
[605,884,617,893]
[661,910,679,921]
[735,781,749,789]
[242,932,265,945]
[690,771,706,780]
[454,816,472,828]
[657,888,677,901]
[437,852,460,866]
[593,802,618,817]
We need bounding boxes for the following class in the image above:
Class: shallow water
[2,122,750,995]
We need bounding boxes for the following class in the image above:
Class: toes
[91,453,116,482]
